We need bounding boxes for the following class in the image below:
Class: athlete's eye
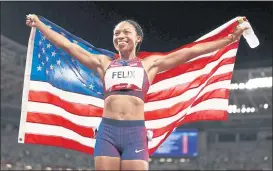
[124,31,130,35]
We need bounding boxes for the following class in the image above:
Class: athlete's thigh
[121,160,149,170]
[94,135,121,170]
[95,156,121,170]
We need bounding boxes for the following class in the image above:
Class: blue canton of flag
[31,16,115,99]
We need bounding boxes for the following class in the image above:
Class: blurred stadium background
[1,2,272,170]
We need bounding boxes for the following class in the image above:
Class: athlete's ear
[136,36,142,44]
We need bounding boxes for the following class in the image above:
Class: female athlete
[26,14,247,170]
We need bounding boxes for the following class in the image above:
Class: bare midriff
[103,95,145,120]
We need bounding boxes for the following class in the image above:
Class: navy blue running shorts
[94,117,149,162]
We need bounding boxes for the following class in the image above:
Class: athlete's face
[113,21,142,54]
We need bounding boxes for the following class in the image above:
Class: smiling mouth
[118,41,128,45]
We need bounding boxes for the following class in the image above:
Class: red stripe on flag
[26,112,95,138]
[24,134,94,154]
[177,110,228,126]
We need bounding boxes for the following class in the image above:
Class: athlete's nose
[117,32,126,40]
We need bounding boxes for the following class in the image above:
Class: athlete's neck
[119,51,136,60]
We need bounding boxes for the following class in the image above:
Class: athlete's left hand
[231,20,250,41]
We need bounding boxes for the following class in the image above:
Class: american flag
[19,16,242,155]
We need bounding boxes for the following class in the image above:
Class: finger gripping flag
[18,16,242,155]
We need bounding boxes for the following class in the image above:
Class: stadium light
[180,158,185,163]
[159,158,165,162]
[239,83,245,89]
[166,158,172,162]
[231,83,239,90]
[25,165,32,170]
[228,103,270,114]
[6,164,12,168]
[45,167,52,170]
[241,107,246,113]
[246,107,251,113]
[230,76,272,90]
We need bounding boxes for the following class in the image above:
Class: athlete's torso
[102,57,150,120]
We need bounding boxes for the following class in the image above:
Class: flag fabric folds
[18,16,241,155]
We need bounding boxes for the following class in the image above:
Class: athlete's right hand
[26,14,40,27]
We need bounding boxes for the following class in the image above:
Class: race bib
[104,66,144,91]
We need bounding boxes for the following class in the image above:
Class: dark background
[1,1,272,69]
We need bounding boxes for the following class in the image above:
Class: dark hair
[118,19,144,54]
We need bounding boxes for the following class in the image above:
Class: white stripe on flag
[197,79,232,98]
[187,50,219,62]
[29,81,104,108]
[148,132,169,149]
[27,102,102,127]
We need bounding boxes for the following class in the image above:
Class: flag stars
[46,43,52,49]
[97,92,102,95]
[42,62,45,66]
[61,32,66,36]
[46,70,49,75]
[37,65,42,71]
[89,84,94,90]
[47,25,52,29]
[39,41,42,46]
[50,65,54,70]
[82,83,86,87]
[38,53,41,58]
[42,48,45,54]
[51,51,56,57]
[42,36,46,40]
[56,59,61,65]
[46,56,49,62]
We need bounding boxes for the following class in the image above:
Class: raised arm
[26,14,111,76]
[148,23,248,73]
